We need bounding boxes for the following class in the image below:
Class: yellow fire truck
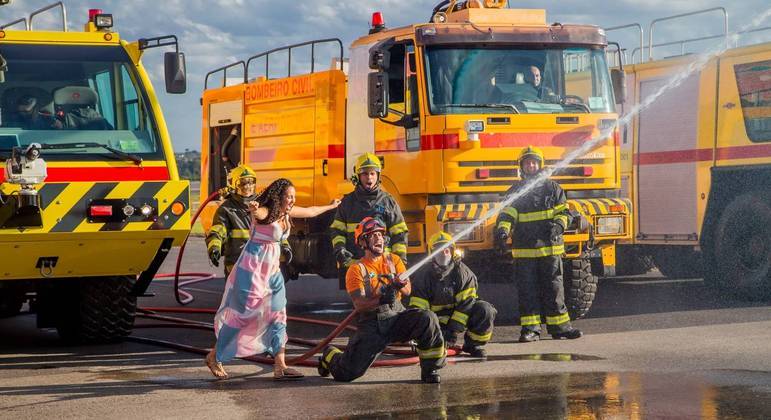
[0,3,190,341]
[612,7,771,299]
[200,1,630,318]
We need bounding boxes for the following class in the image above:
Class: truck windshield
[0,44,163,161]
[425,46,615,115]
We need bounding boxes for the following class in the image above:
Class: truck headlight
[595,216,624,235]
[444,222,482,242]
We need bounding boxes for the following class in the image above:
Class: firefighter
[329,153,408,286]
[206,165,293,276]
[318,217,446,383]
[494,146,582,342]
[409,231,497,357]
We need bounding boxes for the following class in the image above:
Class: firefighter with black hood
[494,146,582,342]
[329,153,409,285]
[206,165,292,276]
[409,231,497,357]
[318,217,446,383]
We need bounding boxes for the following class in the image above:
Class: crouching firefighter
[318,217,446,383]
[206,165,292,276]
[410,232,497,357]
[494,146,582,343]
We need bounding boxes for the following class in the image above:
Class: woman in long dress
[205,178,340,380]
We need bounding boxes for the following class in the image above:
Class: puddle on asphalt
[339,371,771,419]
[467,353,605,362]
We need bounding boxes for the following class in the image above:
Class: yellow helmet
[517,146,544,167]
[354,153,382,174]
[428,231,454,251]
[228,164,257,190]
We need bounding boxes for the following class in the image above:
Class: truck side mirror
[369,48,390,71]
[611,68,626,105]
[164,52,187,94]
[368,71,389,118]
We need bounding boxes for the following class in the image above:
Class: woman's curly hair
[255,178,294,225]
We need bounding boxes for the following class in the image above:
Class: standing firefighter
[329,153,409,285]
[494,146,582,342]
[410,232,497,357]
[318,217,446,383]
[206,165,291,276]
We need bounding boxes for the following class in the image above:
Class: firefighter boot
[519,330,540,343]
[318,346,339,377]
[551,328,583,340]
[421,366,441,384]
[462,342,487,358]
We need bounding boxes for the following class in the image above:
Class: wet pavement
[1,237,770,419]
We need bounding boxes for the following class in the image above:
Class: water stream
[400,8,771,279]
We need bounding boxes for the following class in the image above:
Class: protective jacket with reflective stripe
[205,194,256,268]
[495,178,571,258]
[409,260,478,333]
[329,186,408,260]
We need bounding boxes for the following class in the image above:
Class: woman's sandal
[205,351,228,379]
[273,367,304,381]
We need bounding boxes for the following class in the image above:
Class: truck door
[635,70,702,241]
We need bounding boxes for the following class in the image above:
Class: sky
[2,0,770,152]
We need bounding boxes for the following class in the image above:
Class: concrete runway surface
[1,237,770,419]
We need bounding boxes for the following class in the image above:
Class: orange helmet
[354,217,387,246]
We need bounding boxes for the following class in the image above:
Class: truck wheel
[563,256,598,320]
[706,193,771,301]
[652,248,703,279]
[57,276,137,343]
[616,247,655,276]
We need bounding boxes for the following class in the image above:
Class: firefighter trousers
[514,255,573,334]
[461,300,497,347]
[327,308,446,382]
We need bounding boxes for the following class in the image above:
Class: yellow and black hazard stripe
[568,198,631,216]
[435,203,496,221]
[26,181,190,233]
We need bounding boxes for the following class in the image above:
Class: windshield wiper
[444,103,520,114]
[43,142,143,165]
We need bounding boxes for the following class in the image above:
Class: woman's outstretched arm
[289,199,341,219]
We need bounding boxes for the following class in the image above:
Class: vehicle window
[734,59,771,142]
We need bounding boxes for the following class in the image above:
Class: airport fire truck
[200,1,630,318]
[0,3,190,341]
[611,7,771,299]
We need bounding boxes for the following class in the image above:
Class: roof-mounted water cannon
[430,0,508,23]
[0,143,47,228]
[369,12,386,34]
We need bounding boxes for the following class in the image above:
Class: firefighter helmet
[517,146,544,166]
[354,153,382,174]
[228,164,257,190]
[354,217,387,246]
[428,231,454,251]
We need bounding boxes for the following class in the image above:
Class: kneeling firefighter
[206,165,291,276]
[494,146,582,342]
[318,217,446,383]
[409,232,497,357]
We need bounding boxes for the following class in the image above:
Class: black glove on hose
[335,247,354,268]
[550,222,564,242]
[379,285,397,305]
[442,327,461,347]
[494,228,509,253]
[208,247,220,267]
[280,244,293,265]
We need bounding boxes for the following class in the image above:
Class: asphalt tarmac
[1,237,770,419]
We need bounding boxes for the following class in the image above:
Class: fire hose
[135,189,458,369]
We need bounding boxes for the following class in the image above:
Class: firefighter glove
[550,222,564,241]
[494,228,509,252]
[379,285,397,305]
[442,327,461,348]
[335,247,354,268]
[208,247,221,267]
[280,244,293,265]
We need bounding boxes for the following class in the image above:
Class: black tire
[652,248,703,279]
[563,257,598,320]
[705,193,771,300]
[57,276,137,343]
[616,247,655,276]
